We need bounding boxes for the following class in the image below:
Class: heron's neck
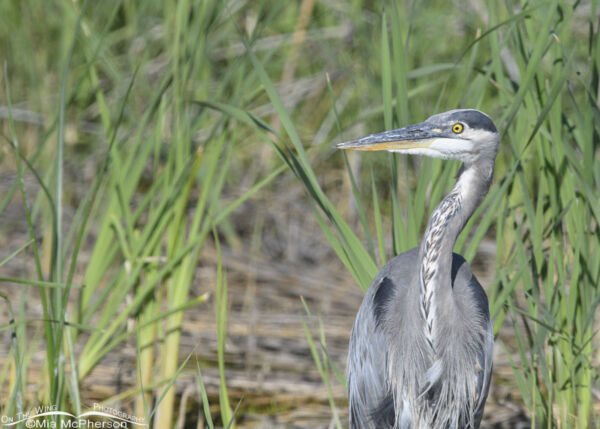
[418,161,493,352]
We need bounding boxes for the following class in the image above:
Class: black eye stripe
[447,110,497,132]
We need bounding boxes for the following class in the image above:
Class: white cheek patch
[428,137,474,155]
[465,128,491,141]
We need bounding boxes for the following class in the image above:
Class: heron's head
[337,109,499,165]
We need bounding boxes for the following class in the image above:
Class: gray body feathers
[347,249,493,428]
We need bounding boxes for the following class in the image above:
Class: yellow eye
[452,123,464,134]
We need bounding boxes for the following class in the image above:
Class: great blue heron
[337,109,498,428]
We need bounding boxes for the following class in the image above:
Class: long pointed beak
[336,122,443,151]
